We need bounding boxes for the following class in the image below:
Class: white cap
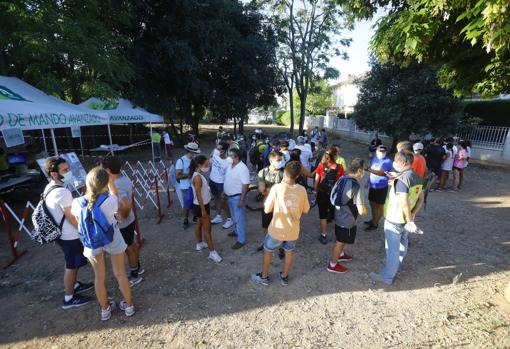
[413,142,424,151]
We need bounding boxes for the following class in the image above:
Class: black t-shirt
[424,144,445,169]
[369,138,382,152]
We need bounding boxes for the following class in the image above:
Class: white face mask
[376,152,385,159]
[201,166,210,173]
[62,171,73,183]
[274,160,285,170]
[392,161,403,173]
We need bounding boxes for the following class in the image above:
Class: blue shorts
[57,239,88,269]
[209,180,224,197]
[263,234,295,253]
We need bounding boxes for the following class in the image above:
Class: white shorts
[83,228,127,259]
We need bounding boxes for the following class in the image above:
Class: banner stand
[50,128,58,156]
[107,124,114,155]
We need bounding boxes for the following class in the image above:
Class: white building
[330,74,365,117]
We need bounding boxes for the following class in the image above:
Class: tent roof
[0,76,108,131]
[79,97,163,124]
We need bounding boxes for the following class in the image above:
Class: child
[251,161,310,287]
[190,155,222,263]
[438,143,454,191]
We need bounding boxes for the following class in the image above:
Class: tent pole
[41,129,48,155]
[150,122,154,163]
[50,128,58,156]
[107,123,114,155]
[79,128,84,158]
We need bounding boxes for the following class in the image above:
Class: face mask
[201,166,210,173]
[376,152,385,159]
[392,161,402,173]
[274,160,285,170]
[62,171,73,183]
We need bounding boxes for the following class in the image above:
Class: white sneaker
[100,299,116,321]
[211,215,223,224]
[222,218,234,229]
[208,251,223,264]
[196,242,208,251]
[119,300,135,317]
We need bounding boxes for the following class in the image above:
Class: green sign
[0,85,30,101]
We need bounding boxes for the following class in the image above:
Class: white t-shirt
[281,150,291,164]
[210,150,232,184]
[113,176,135,228]
[441,150,454,171]
[192,172,212,205]
[44,181,79,240]
[163,132,173,145]
[288,139,296,150]
[175,155,192,189]
[71,194,119,228]
[224,162,250,196]
[295,145,312,170]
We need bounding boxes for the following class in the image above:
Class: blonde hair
[85,167,109,211]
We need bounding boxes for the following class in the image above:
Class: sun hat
[184,142,201,153]
[413,142,424,151]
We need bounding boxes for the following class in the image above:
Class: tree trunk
[289,88,294,136]
[299,94,306,134]
[239,117,244,135]
[233,117,237,137]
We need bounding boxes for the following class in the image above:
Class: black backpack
[30,185,66,244]
[319,164,339,193]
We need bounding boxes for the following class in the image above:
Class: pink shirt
[453,149,468,169]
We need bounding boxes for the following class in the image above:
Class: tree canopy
[352,60,461,140]
[340,0,510,97]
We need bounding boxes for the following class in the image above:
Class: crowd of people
[38,125,472,321]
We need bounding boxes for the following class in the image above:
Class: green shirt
[336,156,347,171]
[151,132,162,144]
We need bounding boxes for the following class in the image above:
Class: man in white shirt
[223,148,250,249]
[209,142,234,228]
[101,156,144,287]
[43,157,93,309]
[162,130,174,162]
[176,143,201,228]
[295,136,313,171]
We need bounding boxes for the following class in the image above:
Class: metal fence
[458,125,509,150]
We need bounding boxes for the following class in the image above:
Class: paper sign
[1,127,25,147]
[71,126,81,138]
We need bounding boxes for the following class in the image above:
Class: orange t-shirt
[264,182,310,241]
[412,154,427,179]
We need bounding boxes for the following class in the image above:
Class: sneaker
[338,252,353,262]
[128,275,143,287]
[208,251,223,263]
[278,247,285,260]
[100,299,116,321]
[136,265,145,275]
[327,263,348,274]
[363,221,372,226]
[127,265,145,277]
[256,244,264,252]
[231,241,245,250]
[365,224,378,231]
[279,272,289,287]
[227,231,238,238]
[195,242,208,251]
[211,215,223,224]
[222,218,234,229]
[369,272,392,285]
[74,281,94,295]
[119,300,136,317]
[183,218,190,229]
[62,294,92,310]
[251,273,269,286]
[318,234,328,245]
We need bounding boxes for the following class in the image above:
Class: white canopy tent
[80,97,163,160]
[0,76,109,155]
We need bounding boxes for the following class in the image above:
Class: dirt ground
[0,125,509,349]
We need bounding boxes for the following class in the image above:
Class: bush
[281,111,301,126]
[258,119,274,125]
[463,99,510,126]
[275,110,286,126]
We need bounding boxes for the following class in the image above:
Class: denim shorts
[263,234,295,252]
[83,227,127,259]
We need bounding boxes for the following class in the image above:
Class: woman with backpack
[315,147,345,244]
[190,155,223,263]
[71,167,134,321]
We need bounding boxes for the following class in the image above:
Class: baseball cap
[413,142,424,151]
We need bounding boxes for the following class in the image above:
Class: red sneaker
[338,252,353,262]
[327,263,348,274]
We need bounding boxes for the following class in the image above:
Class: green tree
[352,61,461,141]
[338,0,510,96]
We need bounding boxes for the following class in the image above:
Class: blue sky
[329,15,381,84]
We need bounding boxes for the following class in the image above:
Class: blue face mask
[62,171,73,183]
[274,160,285,170]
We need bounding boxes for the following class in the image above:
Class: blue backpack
[77,194,114,249]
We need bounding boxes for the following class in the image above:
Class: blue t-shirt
[369,156,393,189]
